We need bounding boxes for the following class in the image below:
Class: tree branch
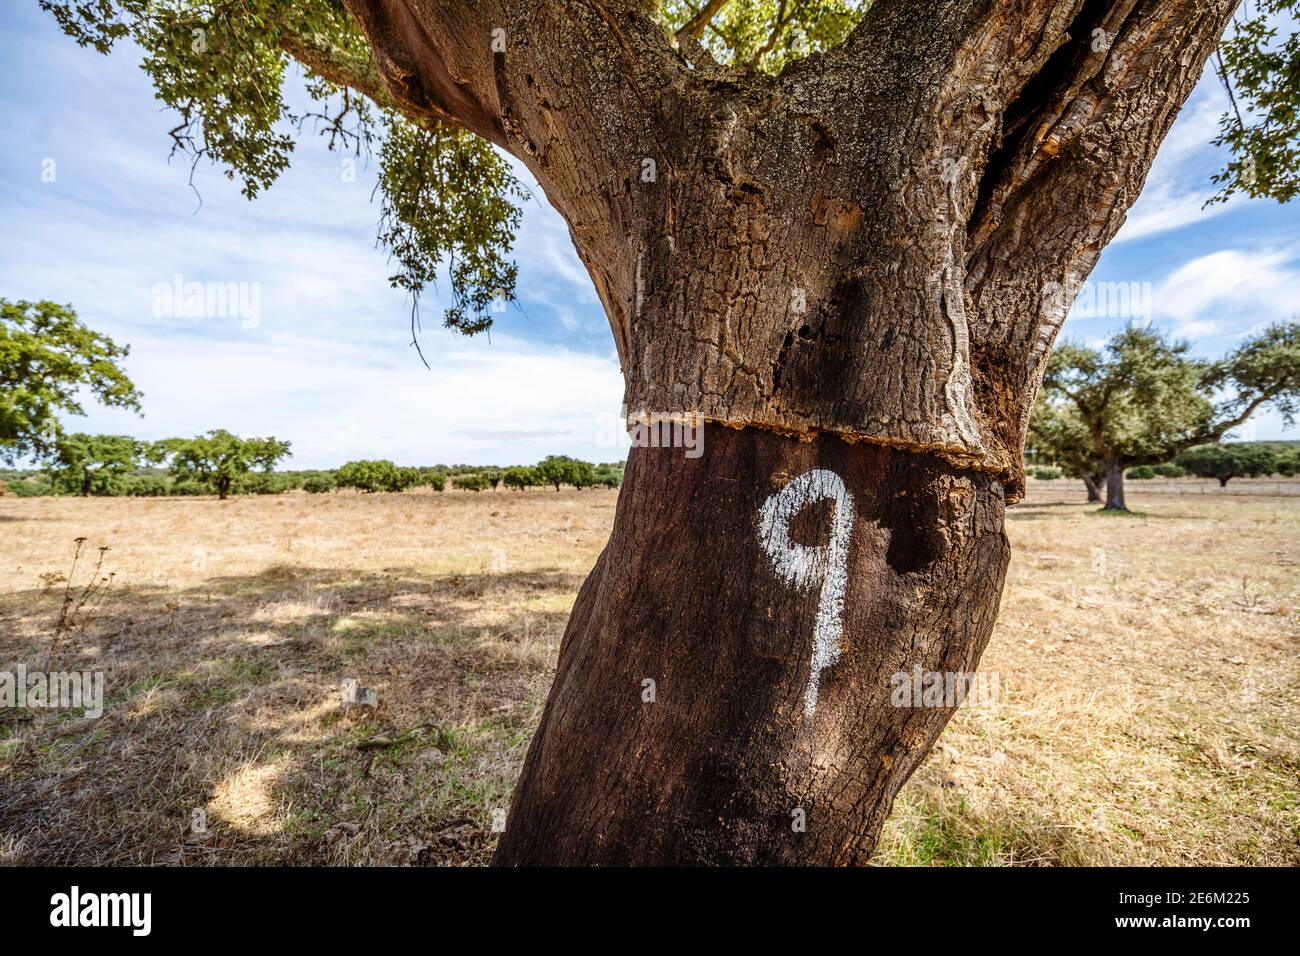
[340,0,510,146]
[958,0,1236,484]
[1201,380,1293,444]
[751,0,791,69]
[278,28,396,113]
[676,0,732,41]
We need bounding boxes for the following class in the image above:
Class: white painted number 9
[757,469,855,718]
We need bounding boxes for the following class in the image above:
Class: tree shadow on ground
[0,564,582,866]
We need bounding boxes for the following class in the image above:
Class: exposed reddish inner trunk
[493,424,1009,865]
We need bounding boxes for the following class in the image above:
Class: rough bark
[341,0,1234,477]
[333,0,1238,864]
[1102,460,1126,511]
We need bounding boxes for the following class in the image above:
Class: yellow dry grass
[1,482,1296,865]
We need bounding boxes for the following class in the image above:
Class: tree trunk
[217,478,230,501]
[1102,461,1127,511]
[340,0,1236,865]
[494,424,1008,864]
[81,472,91,497]
[1080,469,1102,504]
[1218,476,1230,488]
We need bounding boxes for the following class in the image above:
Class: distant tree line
[1027,442,1299,488]
[2,439,624,500]
[316,456,623,495]
[1,300,627,501]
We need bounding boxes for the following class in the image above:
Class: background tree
[45,433,144,497]
[302,473,336,494]
[156,430,291,500]
[535,455,594,492]
[453,472,489,492]
[1177,443,1279,486]
[335,458,416,493]
[1027,396,1105,503]
[1040,324,1299,511]
[0,299,141,462]
[417,467,446,492]
[41,0,1286,864]
[241,471,296,495]
[1276,446,1300,476]
[502,465,538,491]
[594,464,625,489]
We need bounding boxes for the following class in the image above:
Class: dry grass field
[1,481,1296,866]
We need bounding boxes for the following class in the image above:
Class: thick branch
[341,1,681,153]
[340,0,510,145]
[278,29,396,112]
[958,0,1238,489]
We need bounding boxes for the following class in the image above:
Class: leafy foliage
[418,468,447,492]
[1026,393,1097,477]
[5,475,57,498]
[155,429,291,499]
[378,119,525,336]
[124,475,172,497]
[302,473,335,494]
[594,464,624,488]
[40,0,525,336]
[536,455,596,491]
[1204,321,1300,426]
[503,465,540,490]
[1212,0,1300,203]
[452,472,490,492]
[0,300,141,462]
[1177,442,1279,485]
[335,458,418,493]
[45,433,145,496]
[1277,446,1300,476]
[241,471,298,494]
[661,0,864,72]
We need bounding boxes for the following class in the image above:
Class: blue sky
[2,4,1297,468]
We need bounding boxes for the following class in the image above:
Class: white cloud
[1154,246,1300,336]
[67,329,626,468]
